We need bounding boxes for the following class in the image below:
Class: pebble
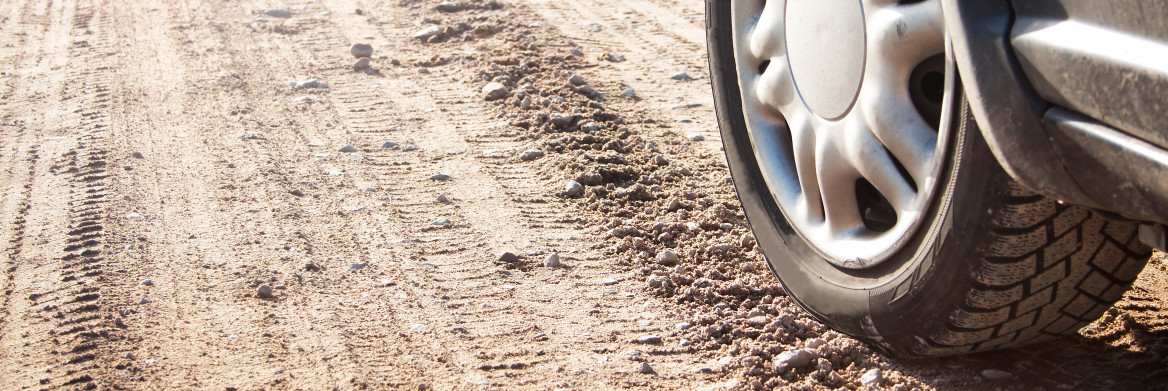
[304,261,321,272]
[774,350,814,371]
[580,122,600,132]
[498,252,520,263]
[263,9,291,18]
[981,369,1014,381]
[256,285,274,298]
[545,253,562,267]
[434,1,461,12]
[604,54,626,62]
[861,368,882,386]
[339,145,358,153]
[353,57,372,70]
[349,43,373,58]
[632,335,662,344]
[602,278,618,286]
[412,26,442,41]
[139,298,151,304]
[290,79,323,89]
[519,149,544,161]
[622,88,637,99]
[381,141,398,148]
[436,194,450,203]
[404,145,418,151]
[676,322,691,330]
[431,218,451,226]
[123,165,132,171]
[568,75,587,86]
[131,151,144,159]
[349,262,368,271]
[647,275,668,288]
[139,279,153,286]
[125,213,143,219]
[482,82,509,101]
[570,49,584,57]
[564,180,584,197]
[671,72,692,80]
[805,338,826,349]
[577,85,598,97]
[687,133,705,141]
[655,250,679,266]
[429,174,451,181]
[639,362,655,374]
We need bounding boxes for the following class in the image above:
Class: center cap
[785,0,866,120]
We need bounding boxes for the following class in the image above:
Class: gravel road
[0,0,1165,389]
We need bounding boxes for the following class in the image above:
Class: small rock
[671,72,692,80]
[381,141,398,148]
[412,26,442,41]
[431,218,451,226]
[125,213,144,219]
[274,285,286,290]
[604,53,625,62]
[404,145,418,151]
[655,250,679,266]
[774,350,814,371]
[621,88,637,99]
[436,194,450,203]
[580,122,600,132]
[675,322,691,330]
[519,149,544,161]
[687,133,705,141]
[263,9,291,18]
[139,279,153,286]
[139,298,151,304]
[482,82,509,101]
[123,165,132,171]
[339,145,358,153]
[131,151,144,159]
[639,362,655,374]
[632,335,661,344]
[353,57,372,70]
[435,1,461,12]
[545,253,562,267]
[256,285,274,298]
[564,180,584,197]
[568,75,587,86]
[290,189,304,197]
[981,369,1014,381]
[647,275,669,288]
[805,338,826,349]
[349,262,368,271]
[577,85,598,97]
[861,368,882,386]
[304,261,320,272]
[429,174,451,181]
[602,278,618,286]
[349,43,374,58]
[498,252,519,263]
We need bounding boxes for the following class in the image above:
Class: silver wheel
[730,0,954,268]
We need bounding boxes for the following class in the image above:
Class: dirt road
[0,0,1165,389]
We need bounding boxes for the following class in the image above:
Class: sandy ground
[0,0,1166,389]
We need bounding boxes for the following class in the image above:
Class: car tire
[706,0,1154,356]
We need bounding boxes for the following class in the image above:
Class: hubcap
[786,0,865,119]
[730,0,953,268]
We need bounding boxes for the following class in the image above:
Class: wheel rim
[730,0,955,269]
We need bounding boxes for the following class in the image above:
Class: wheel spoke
[869,1,944,65]
[859,84,938,185]
[750,0,787,61]
[842,122,917,212]
[754,59,797,116]
[788,112,823,221]
[816,130,862,232]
